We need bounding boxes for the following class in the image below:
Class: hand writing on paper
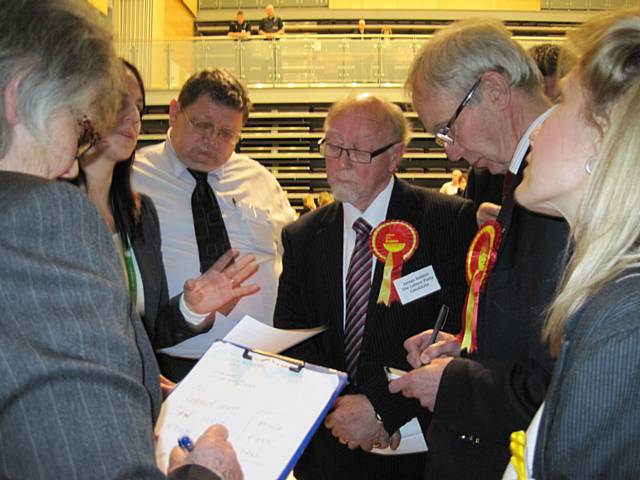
[183,249,260,322]
[388,357,453,412]
[324,394,393,451]
[404,329,461,369]
[169,424,243,480]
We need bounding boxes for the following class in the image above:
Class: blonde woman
[512,9,640,479]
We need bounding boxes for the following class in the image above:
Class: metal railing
[116,34,558,90]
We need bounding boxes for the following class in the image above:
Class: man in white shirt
[273,93,476,480]
[133,69,296,380]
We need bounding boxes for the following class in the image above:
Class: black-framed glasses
[181,108,241,144]
[318,137,399,164]
[76,117,99,161]
[435,78,482,147]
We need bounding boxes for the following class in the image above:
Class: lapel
[315,203,346,342]
[361,178,425,350]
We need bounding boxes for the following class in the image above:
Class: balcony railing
[116,34,556,91]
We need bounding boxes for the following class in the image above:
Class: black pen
[425,305,450,349]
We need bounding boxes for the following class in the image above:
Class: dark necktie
[187,169,232,273]
[344,217,373,381]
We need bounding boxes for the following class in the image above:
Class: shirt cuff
[179,294,211,326]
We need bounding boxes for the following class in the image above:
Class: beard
[327,178,360,206]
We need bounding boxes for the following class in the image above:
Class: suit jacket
[533,270,640,479]
[134,195,212,381]
[274,178,477,480]
[0,172,218,480]
[426,165,569,479]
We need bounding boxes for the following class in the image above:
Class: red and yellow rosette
[457,220,502,353]
[370,220,419,306]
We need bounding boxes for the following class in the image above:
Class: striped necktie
[344,217,373,382]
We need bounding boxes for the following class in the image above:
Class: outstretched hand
[183,249,260,318]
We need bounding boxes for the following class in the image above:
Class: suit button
[458,434,481,444]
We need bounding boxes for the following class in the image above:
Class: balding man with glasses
[273,93,476,480]
[388,19,570,479]
[133,69,296,381]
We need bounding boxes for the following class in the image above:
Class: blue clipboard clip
[242,346,305,373]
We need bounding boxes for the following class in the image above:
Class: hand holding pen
[404,305,460,369]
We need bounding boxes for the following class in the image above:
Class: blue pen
[178,435,195,452]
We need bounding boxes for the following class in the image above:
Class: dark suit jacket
[0,173,218,479]
[426,165,569,479]
[464,167,505,210]
[274,178,477,480]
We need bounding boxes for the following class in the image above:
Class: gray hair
[406,18,542,100]
[325,93,411,146]
[0,0,121,157]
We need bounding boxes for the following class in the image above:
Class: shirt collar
[508,105,557,174]
[343,176,395,232]
[165,127,227,181]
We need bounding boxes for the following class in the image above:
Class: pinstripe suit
[274,178,476,480]
[0,172,218,479]
[533,271,640,479]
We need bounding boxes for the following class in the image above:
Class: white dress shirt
[341,176,395,326]
[132,136,296,336]
[508,106,557,175]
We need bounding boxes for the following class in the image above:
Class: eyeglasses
[76,117,99,161]
[318,137,399,164]
[181,109,241,144]
[435,78,482,147]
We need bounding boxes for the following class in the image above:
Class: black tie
[187,169,232,273]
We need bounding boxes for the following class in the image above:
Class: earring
[585,157,594,175]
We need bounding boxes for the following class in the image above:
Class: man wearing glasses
[133,69,296,380]
[273,93,476,480]
[389,19,569,479]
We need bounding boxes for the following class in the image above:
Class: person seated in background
[133,68,296,381]
[318,190,334,207]
[457,173,467,196]
[259,4,284,38]
[505,9,640,479]
[228,10,251,40]
[528,43,562,102]
[439,168,463,195]
[76,60,259,382]
[356,18,367,36]
[274,93,476,480]
[300,193,317,215]
[0,1,241,478]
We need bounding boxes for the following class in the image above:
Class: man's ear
[388,143,405,173]
[481,71,511,111]
[168,99,180,127]
[3,73,24,125]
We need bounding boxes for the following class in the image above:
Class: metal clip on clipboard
[242,346,305,373]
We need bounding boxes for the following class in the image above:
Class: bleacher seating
[138,105,463,210]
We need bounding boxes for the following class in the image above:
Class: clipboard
[155,339,348,480]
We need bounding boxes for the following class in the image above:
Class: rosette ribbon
[370,220,419,306]
[457,220,502,352]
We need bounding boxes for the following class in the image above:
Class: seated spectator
[0,1,242,478]
[259,4,284,38]
[356,18,366,36]
[318,190,334,207]
[439,169,463,195]
[228,10,251,40]
[300,194,317,215]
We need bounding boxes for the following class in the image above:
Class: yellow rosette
[457,220,502,352]
[370,220,419,306]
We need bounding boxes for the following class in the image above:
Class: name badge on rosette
[457,219,502,353]
[370,220,419,306]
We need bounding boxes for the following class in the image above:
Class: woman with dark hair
[78,60,259,371]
